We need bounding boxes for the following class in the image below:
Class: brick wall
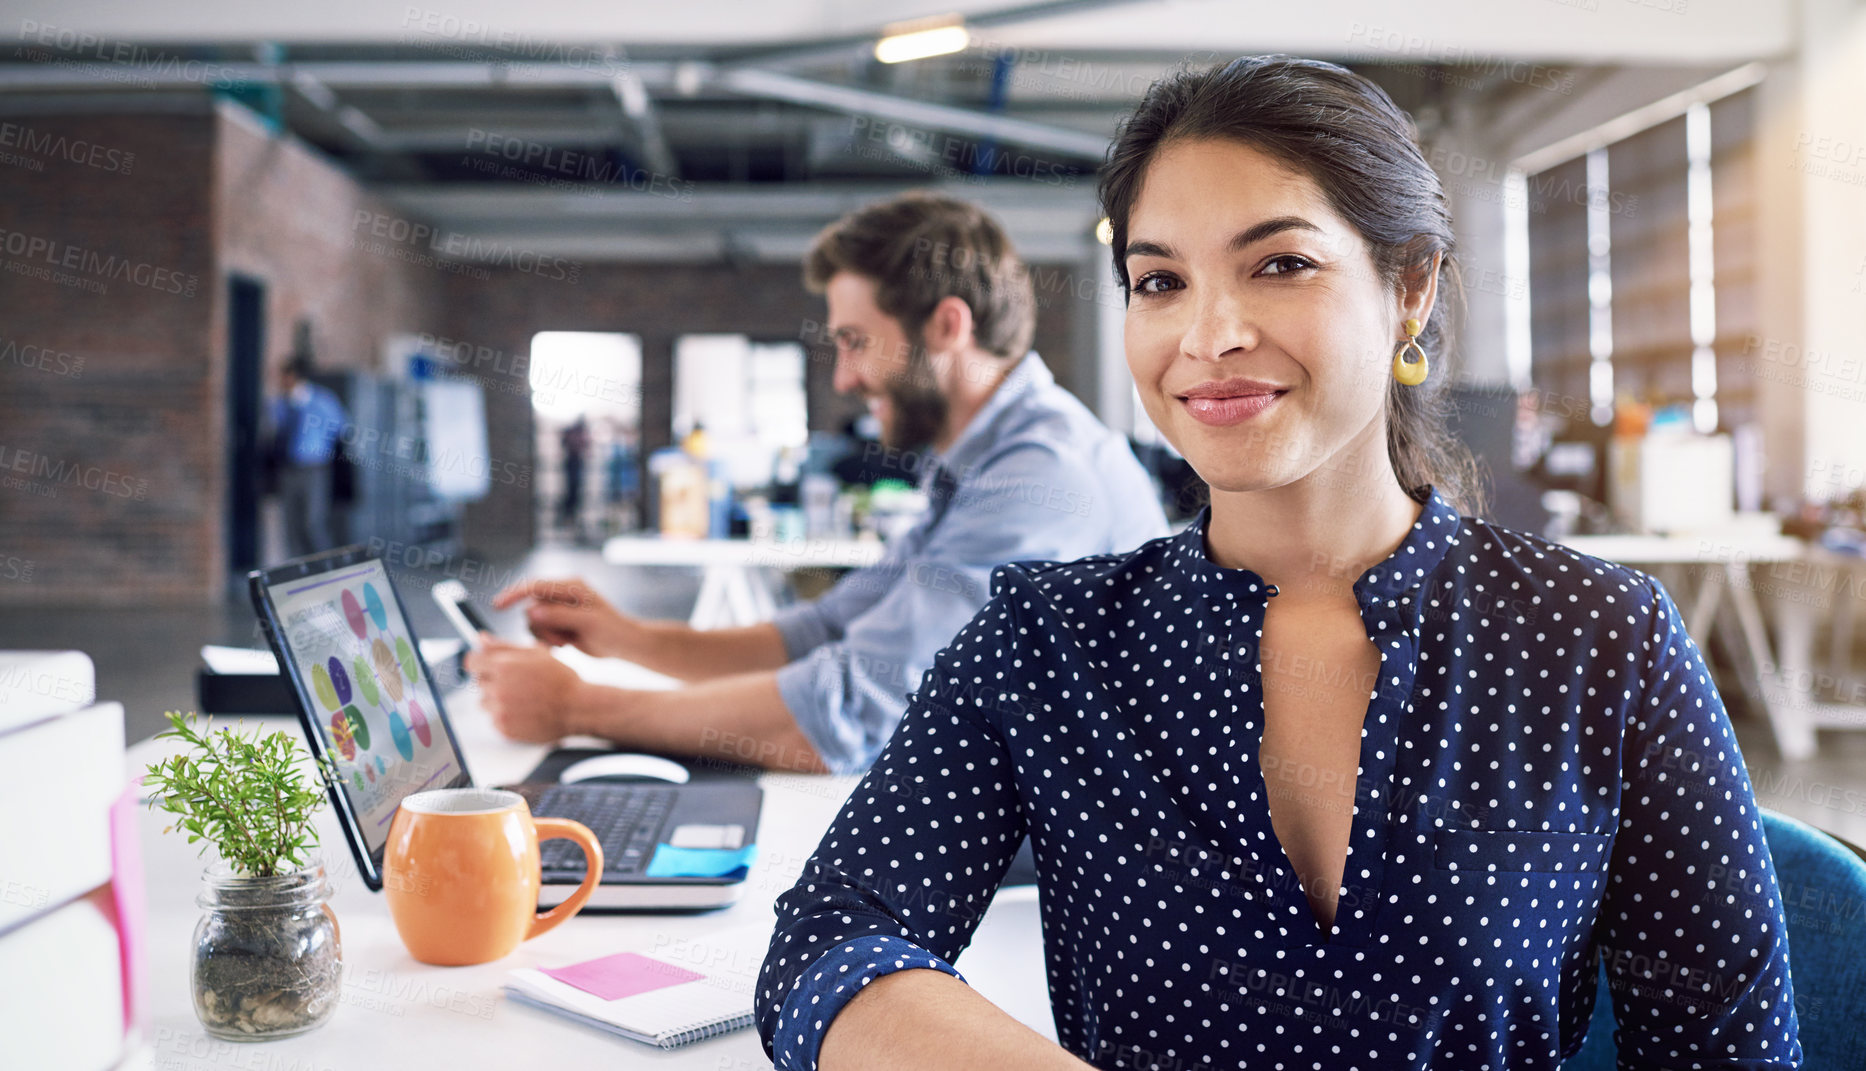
[0,100,447,605]
[214,105,446,391]
[0,107,218,604]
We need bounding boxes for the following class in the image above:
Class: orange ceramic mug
[383,787,603,966]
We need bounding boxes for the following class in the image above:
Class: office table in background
[599,523,1862,756]
[1559,524,1866,760]
[602,535,886,629]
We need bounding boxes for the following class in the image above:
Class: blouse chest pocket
[1432,828,1615,874]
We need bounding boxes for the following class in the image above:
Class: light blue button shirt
[771,351,1168,773]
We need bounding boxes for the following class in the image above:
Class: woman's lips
[1181,390,1285,426]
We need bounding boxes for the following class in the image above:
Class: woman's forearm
[819,969,1093,1071]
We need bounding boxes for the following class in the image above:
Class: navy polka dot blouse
[757,485,1803,1070]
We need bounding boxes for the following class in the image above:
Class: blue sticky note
[645,843,758,879]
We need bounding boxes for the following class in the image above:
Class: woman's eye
[1259,254,1316,277]
[1131,272,1181,295]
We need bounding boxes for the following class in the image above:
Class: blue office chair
[1561,808,1866,1069]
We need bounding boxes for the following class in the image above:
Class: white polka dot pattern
[755,485,1804,1070]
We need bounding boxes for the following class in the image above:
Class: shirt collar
[1167,484,1463,604]
[924,350,1050,485]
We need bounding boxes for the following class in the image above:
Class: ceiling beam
[0,60,672,91]
[0,58,1115,161]
[365,178,1103,263]
[612,69,680,178]
[375,179,1099,222]
[286,69,383,150]
[716,67,1109,159]
[366,123,624,151]
[1491,63,1748,166]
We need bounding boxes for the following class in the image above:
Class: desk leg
[1763,591,1821,761]
[1723,563,1797,733]
[1670,563,1756,702]
[721,566,769,626]
[1830,582,1858,684]
[1687,563,1723,648]
[691,565,732,630]
[1722,565,1775,679]
[746,568,778,622]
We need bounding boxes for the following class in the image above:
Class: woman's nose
[1179,288,1257,363]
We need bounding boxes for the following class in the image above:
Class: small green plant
[144,711,336,878]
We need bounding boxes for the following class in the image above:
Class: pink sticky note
[541,952,704,1001]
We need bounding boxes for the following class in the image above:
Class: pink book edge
[108,775,147,1037]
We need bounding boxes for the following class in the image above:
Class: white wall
[1754,0,1866,507]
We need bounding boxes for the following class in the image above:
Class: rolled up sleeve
[757,572,1032,1070]
[770,539,913,662]
[775,444,1110,774]
[1595,575,1803,1068]
[770,600,836,663]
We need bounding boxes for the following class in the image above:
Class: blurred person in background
[558,414,590,535]
[267,351,348,558]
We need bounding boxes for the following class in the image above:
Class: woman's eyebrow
[1227,215,1324,253]
[1125,216,1325,264]
[1125,238,1176,261]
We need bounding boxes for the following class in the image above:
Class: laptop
[249,545,763,910]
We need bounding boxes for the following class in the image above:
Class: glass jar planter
[192,859,342,1040]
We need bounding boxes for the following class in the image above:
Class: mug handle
[527,817,605,940]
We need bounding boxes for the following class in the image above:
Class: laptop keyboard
[533,784,675,876]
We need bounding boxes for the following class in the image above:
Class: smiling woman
[1102,56,1480,521]
[756,55,1803,1071]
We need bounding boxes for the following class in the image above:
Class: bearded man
[467,192,1167,774]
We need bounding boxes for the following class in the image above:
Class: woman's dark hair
[1099,54,1485,517]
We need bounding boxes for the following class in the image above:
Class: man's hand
[462,637,595,743]
[492,578,639,659]
[463,639,828,771]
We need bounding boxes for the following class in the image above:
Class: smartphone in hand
[431,579,492,651]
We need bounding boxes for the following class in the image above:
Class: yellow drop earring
[1392,317,1429,386]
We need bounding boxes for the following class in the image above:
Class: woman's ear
[1398,250,1441,330]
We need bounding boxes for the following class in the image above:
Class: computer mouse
[559,753,691,785]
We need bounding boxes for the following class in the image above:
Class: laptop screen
[264,557,467,857]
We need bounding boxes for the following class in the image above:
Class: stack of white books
[0,651,144,1071]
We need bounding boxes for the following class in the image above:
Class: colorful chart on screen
[268,562,463,855]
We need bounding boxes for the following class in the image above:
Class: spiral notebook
[502,927,765,1049]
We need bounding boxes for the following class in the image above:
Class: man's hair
[283,353,314,380]
[803,191,1036,360]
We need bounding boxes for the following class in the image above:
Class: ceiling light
[875,18,969,64]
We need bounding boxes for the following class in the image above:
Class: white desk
[602,536,886,629]
[133,666,1055,1070]
[130,681,855,1071]
[1559,526,1866,760]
